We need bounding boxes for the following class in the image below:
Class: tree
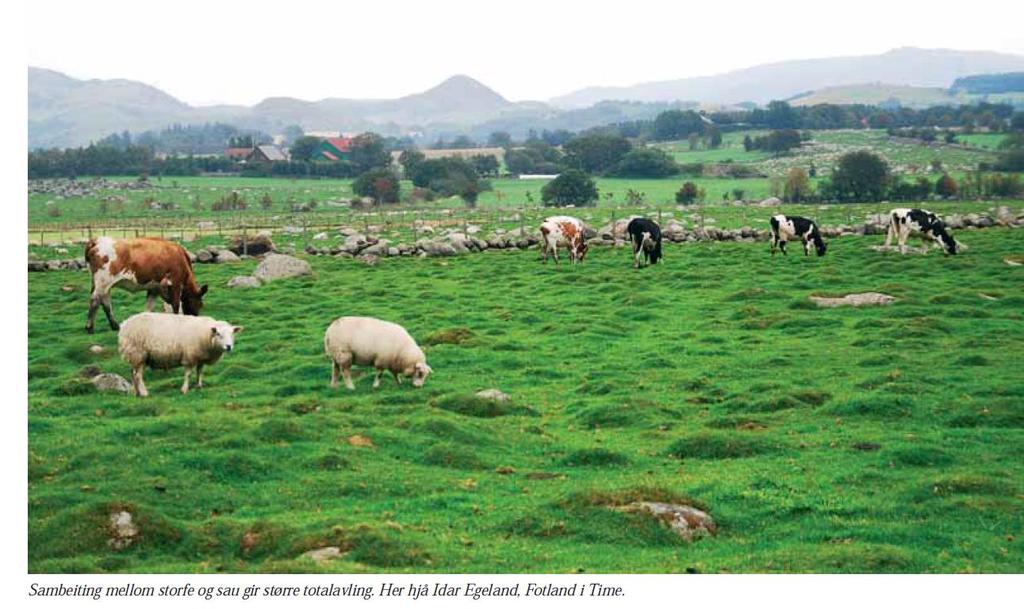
[541,170,598,207]
[708,126,723,149]
[827,150,891,202]
[470,154,500,177]
[652,110,705,141]
[487,131,513,147]
[281,125,304,146]
[743,134,753,152]
[504,141,564,175]
[289,136,321,162]
[353,168,401,204]
[563,133,631,174]
[765,101,798,129]
[613,147,679,178]
[675,182,703,204]
[935,173,958,198]
[783,168,812,202]
[398,149,426,178]
[349,132,391,174]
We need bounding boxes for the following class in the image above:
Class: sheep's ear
[233,326,244,334]
[211,327,218,336]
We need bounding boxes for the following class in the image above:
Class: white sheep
[118,312,244,397]
[324,316,432,390]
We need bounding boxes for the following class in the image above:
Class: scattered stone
[89,345,105,354]
[475,389,510,402]
[347,434,374,448]
[92,373,133,394]
[758,197,782,207]
[809,292,896,308]
[312,232,328,240]
[253,254,312,283]
[78,365,102,379]
[61,284,77,292]
[852,442,882,451]
[1004,256,1023,266]
[616,502,716,542]
[301,546,343,565]
[227,276,262,289]
[495,466,516,475]
[108,511,138,550]
[214,249,240,263]
[228,233,275,256]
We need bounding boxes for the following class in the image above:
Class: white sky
[26,0,1024,106]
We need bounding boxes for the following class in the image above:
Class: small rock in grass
[347,435,374,448]
[227,276,262,289]
[809,292,896,308]
[302,546,343,565]
[108,511,138,550]
[616,502,716,542]
[852,442,882,451]
[92,373,132,394]
[475,389,510,402]
[495,466,516,475]
[89,345,105,354]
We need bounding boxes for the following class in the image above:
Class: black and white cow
[884,208,957,255]
[769,215,827,257]
[626,217,663,268]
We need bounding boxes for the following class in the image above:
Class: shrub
[675,181,703,204]
[541,170,598,207]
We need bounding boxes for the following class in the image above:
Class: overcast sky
[26,0,1024,106]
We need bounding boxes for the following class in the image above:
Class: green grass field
[28,227,1024,573]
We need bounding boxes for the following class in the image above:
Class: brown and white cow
[84,237,207,333]
[539,216,589,264]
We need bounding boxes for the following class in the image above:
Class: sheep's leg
[341,364,355,391]
[132,365,148,398]
[392,371,401,385]
[196,364,205,389]
[181,367,192,394]
[373,368,383,389]
[330,361,340,389]
[145,290,158,312]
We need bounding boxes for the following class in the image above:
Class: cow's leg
[373,368,383,388]
[100,293,119,331]
[634,242,643,268]
[132,365,148,398]
[803,238,811,256]
[330,360,340,389]
[770,233,777,257]
[181,367,192,394]
[780,240,788,255]
[171,284,183,314]
[898,227,909,254]
[551,243,559,265]
[196,364,205,389]
[86,292,101,333]
[884,222,895,247]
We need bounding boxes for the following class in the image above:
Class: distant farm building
[225,147,253,161]
[248,145,289,162]
[311,137,354,161]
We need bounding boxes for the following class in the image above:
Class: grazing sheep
[118,312,243,397]
[324,316,432,390]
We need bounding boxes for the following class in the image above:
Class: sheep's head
[410,362,432,388]
[210,323,243,352]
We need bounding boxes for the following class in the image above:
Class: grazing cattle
[85,237,207,333]
[769,215,827,257]
[118,312,243,397]
[884,208,957,255]
[539,216,589,264]
[626,217,663,268]
[324,316,432,390]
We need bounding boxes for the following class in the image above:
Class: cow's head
[410,362,432,388]
[576,239,589,262]
[183,284,209,315]
[210,323,243,352]
[936,229,957,255]
[814,239,828,257]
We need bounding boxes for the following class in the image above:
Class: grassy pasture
[27,228,1024,573]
